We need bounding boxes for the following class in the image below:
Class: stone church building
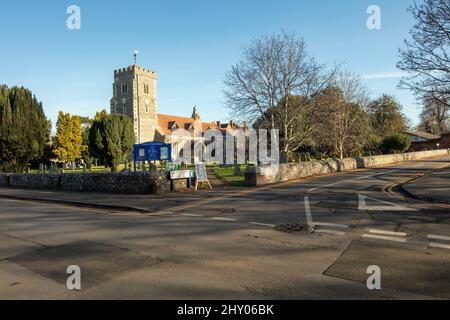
[110,64,240,156]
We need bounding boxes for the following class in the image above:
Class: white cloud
[361,71,409,80]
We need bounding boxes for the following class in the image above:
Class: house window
[121,83,128,94]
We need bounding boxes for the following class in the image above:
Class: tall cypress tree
[89,113,135,172]
[0,85,50,172]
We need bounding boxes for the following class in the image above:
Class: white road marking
[362,234,407,243]
[427,234,450,242]
[428,242,450,250]
[249,222,276,228]
[356,174,377,180]
[308,181,342,193]
[315,229,346,236]
[304,197,314,228]
[181,213,203,217]
[411,163,425,167]
[211,217,237,222]
[368,229,407,237]
[308,162,424,190]
[314,222,350,229]
[356,169,401,180]
[358,194,417,211]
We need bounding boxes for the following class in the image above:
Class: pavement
[0,154,449,299]
[0,184,240,214]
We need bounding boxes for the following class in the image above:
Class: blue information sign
[133,142,172,171]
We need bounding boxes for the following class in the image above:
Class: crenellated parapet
[114,65,157,79]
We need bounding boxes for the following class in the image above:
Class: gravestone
[166,162,175,172]
[149,163,157,173]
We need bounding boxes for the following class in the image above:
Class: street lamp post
[437,143,440,150]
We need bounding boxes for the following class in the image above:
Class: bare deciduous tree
[313,71,371,159]
[224,31,333,157]
[397,0,450,107]
[418,94,450,134]
[253,95,317,159]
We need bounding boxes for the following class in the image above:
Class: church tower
[110,65,157,143]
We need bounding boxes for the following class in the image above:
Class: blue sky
[1,0,419,130]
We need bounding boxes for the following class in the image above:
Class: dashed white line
[355,169,400,180]
[428,242,450,250]
[315,229,346,236]
[304,197,315,228]
[368,229,407,237]
[362,234,407,243]
[314,222,350,229]
[308,166,411,190]
[308,181,342,193]
[411,163,425,167]
[249,222,276,228]
[181,213,203,217]
[211,217,237,222]
[427,234,450,242]
[307,162,426,193]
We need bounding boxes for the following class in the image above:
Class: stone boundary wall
[247,149,450,187]
[0,172,169,194]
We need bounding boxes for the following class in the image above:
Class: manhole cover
[9,240,159,289]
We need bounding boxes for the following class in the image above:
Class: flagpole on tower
[134,50,139,65]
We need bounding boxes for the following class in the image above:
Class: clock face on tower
[121,98,127,105]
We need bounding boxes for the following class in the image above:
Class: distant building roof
[403,130,441,141]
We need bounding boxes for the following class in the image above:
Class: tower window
[121,83,128,94]
[144,83,149,94]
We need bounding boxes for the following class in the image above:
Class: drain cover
[9,240,159,289]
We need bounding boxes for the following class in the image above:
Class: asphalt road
[1,155,450,299]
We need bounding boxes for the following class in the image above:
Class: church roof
[156,113,220,135]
